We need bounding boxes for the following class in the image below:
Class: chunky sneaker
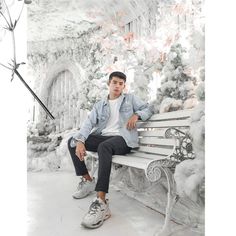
[81,197,111,229]
[72,177,96,199]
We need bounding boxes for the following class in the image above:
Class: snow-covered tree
[153,43,198,113]
[77,40,108,111]
[130,62,151,101]
[174,78,205,204]
[77,74,107,111]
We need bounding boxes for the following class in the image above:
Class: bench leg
[155,167,179,236]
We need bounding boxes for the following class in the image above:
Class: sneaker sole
[72,194,88,199]
[72,190,94,199]
[81,212,111,229]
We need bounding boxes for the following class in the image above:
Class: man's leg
[95,136,131,197]
[81,136,131,229]
[67,137,88,176]
[67,134,113,178]
[68,134,115,199]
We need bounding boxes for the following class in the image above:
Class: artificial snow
[159,97,183,113]
[183,97,198,109]
[195,82,205,101]
[28,171,203,236]
[174,99,205,204]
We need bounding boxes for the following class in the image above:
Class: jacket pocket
[120,105,133,120]
[120,105,132,112]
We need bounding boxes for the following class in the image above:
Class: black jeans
[68,134,131,193]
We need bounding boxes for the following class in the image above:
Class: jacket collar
[102,93,125,106]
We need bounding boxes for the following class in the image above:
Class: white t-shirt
[102,97,121,136]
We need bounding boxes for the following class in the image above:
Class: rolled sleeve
[71,104,98,145]
[132,95,153,121]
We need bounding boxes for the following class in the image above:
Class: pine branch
[0,11,11,28]
[3,0,13,26]
[15,2,25,26]
[0,0,54,120]
[0,62,12,70]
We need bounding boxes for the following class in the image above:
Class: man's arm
[71,104,98,145]
[71,104,98,160]
[132,94,153,121]
[75,141,87,161]
[126,113,139,130]
[126,94,153,130]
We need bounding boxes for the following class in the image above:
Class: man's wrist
[134,113,140,119]
[76,141,84,146]
[73,138,85,145]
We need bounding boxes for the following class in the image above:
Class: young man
[68,71,153,229]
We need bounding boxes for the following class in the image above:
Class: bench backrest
[132,109,193,162]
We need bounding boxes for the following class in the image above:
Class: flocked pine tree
[174,68,205,204]
[153,43,197,113]
[130,60,152,101]
[77,40,108,111]
[77,73,107,111]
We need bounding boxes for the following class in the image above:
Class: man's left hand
[126,114,139,130]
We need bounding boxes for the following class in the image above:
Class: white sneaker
[81,197,111,229]
[72,177,96,199]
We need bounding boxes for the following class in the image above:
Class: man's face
[108,76,126,98]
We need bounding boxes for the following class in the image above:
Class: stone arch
[38,57,85,132]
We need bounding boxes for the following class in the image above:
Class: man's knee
[97,141,113,154]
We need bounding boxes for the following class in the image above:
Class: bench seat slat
[139,137,176,146]
[112,155,152,170]
[138,119,190,128]
[88,150,170,160]
[138,130,166,138]
[149,109,193,121]
[128,151,168,160]
[138,128,189,138]
[137,146,174,156]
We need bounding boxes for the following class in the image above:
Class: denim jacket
[72,93,153,148]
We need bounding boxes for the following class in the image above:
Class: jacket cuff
[134,111,146,121]
[70,134,86,147]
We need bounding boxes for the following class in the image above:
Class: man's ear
[107,80,110,86]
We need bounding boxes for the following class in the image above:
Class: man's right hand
[75,141,87,161]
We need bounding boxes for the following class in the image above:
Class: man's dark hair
[109,71,126,82]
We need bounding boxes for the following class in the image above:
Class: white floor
[27,172,202,236]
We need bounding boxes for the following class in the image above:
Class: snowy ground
[27,171,203,236]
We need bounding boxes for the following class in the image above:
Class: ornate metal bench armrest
[145,159,177,182]
[165,128,195,163]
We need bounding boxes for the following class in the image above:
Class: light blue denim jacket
[71,93,153,148]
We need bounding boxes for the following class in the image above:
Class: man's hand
[75,141,87,161]
[126,114,139,130]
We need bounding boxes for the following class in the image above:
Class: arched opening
[37,58,85,132]
[46,69,79,132]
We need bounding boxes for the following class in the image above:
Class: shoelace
[77,177,87,189]
[88,200,101,215]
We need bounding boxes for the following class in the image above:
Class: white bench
[88,109,194,236]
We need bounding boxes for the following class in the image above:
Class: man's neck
[108,94,121,100]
